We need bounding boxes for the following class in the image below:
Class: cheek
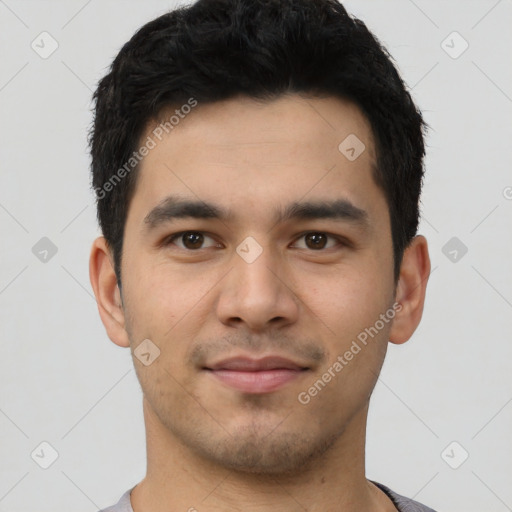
[303,268,387,336]
[123,258,220,365]
[306,282,391,415]
[309,282,392,398]
[120,262,179,343]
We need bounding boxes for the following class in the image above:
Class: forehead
[149,94,376,163]
[128,94,386,231]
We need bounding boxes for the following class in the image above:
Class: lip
[204,356,309,394]
[205,356,307,372]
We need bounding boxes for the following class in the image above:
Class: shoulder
[370,480,438,512]
[97,487,134,512]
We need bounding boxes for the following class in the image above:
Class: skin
[90,93,430,512]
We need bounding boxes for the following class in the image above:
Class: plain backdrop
[1,1,511,511]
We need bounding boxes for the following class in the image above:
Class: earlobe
[89,236,131,348]
[389,235,431,345]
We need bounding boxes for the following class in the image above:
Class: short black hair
[89,0,427,286]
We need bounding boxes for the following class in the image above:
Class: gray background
[1,0,511,511]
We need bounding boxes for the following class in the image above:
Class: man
[89,0,435,510]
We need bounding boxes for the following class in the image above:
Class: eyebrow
[143,194,369,232]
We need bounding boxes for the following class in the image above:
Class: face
[113,94,399,474]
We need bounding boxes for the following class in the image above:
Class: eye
[292,232,342,250]
[164,231,219,250]
[162,231,345,252]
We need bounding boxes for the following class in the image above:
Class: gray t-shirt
[98,480,437,511]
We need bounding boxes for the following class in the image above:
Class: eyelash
[162,231,347,252]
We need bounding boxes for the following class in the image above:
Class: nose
[215,239,300,332]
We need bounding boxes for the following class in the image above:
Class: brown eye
[181,232,204,249]
[293,232,340,251]
[304,233,328,250]
[166,231,218,250]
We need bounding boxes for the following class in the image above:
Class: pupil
[306,233,326,249]
[184,232,203,249]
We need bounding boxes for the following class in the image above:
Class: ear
[89,236,130,348]
[389,235,431,345]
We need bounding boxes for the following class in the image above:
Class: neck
[130,397,396,512]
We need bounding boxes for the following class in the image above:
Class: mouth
[203,356,310,394]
